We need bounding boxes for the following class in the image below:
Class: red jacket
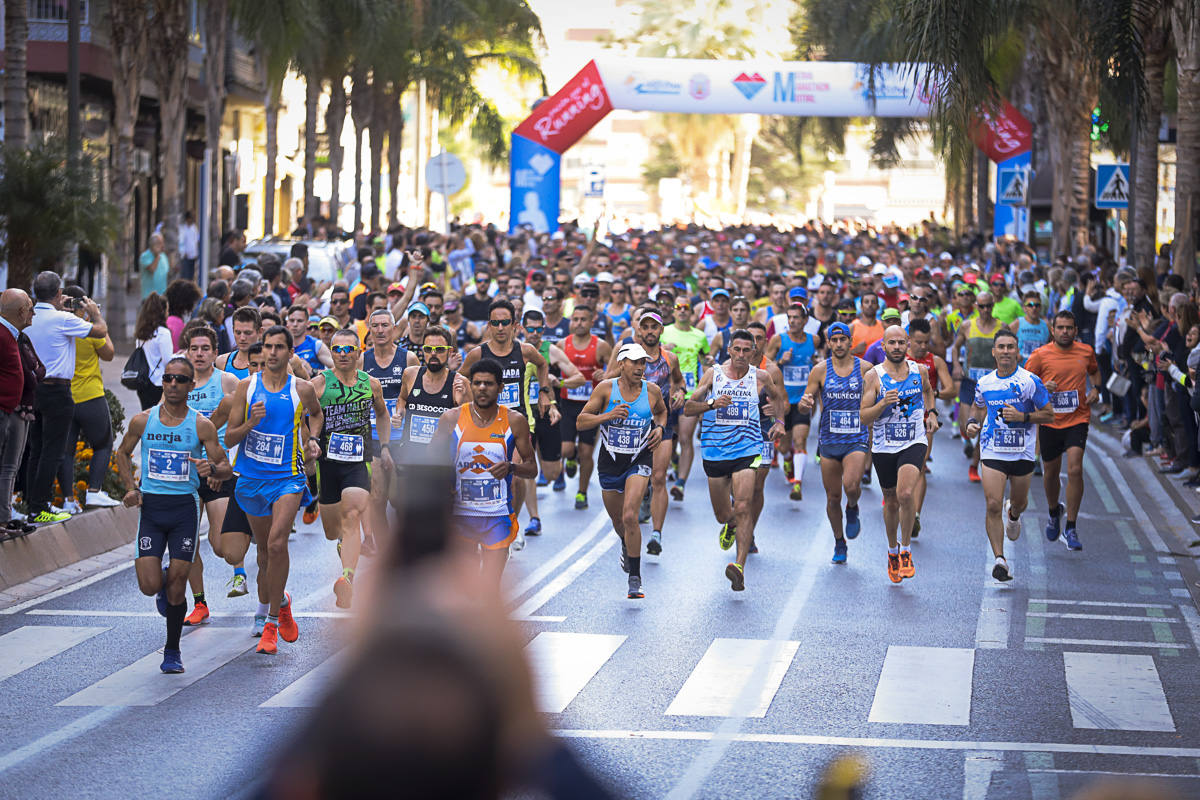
[0,324,22,413]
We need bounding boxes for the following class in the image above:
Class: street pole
[439,149,450,235]
[201,148,212,286]
[67,0,80,168]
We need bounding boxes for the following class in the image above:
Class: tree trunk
[350,69,372,236]
[1171,0,1200,282]
[730,115,759,220]
[264,85,280,236]
[303,73,321,222]
[386,91,404,228]
[976,149,992,235]
[368,81,388,234]
[963,151,975,231]
[149,0,191,277]
[5,0,28,150]
[354,126,365,236]
[203,0,230,273]
[325,75,347,234]
[1069,128,1092,255]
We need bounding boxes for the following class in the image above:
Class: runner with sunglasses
[1012,291,1050,367]
[661,299,710,502]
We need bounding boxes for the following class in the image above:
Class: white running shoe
[992,555,1013,582]
[85,490,120,508]
[1003,500,1021,541]
[62,499,83,516]
[511,529,526,552]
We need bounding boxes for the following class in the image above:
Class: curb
[0,505,137,593]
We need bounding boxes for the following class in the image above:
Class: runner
[684,330,786,591]
[746,322,787,547]
[576,342,668,599]
[216,306,263,380]
[661,299,710,502]
[115,357,232,673]
[225,326,324,656]
[555,306,611,509]
[286,304,333,374]
[1024,310,1100,552]
[963,329,1055,581]
[951,291,1003,482]
[905,317,956,537]
[797,321,869,564]
[436,359,537,589]
[397,326,471,468]
[765,303,821,500]
[860,325,939,583]
[310,329,393,609]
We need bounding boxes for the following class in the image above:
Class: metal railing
[28,0,88,23]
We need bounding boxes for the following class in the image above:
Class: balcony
[27,0,99,44]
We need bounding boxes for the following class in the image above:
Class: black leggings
[58,396,114,494]
[137,385,163,410]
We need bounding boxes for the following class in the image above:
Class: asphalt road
[1,424,1198,800]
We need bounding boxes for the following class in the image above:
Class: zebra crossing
[1,623,1192,737]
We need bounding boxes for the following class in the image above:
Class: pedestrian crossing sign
[1095,163,1130,209]
[997,168,1028,206]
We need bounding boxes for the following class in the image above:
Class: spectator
[165,279,202,350]
[196,297,232,354]
[57,287,119,513]
[24,271,107,524]
[206,278,230,307]
[139,233,169,299]
[218,229,246,268]
[133,292,174,410]
[178,210,200,282]
[0,289,38,535]
[261,256,292,310]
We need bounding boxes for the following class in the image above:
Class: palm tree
[350,67,373,234]
[203,0,231,265]
[4,0,28,151]
[1172,0,1199,280]
[1133,2,1171,271]
[149,0,193,273]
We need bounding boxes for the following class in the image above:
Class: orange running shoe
[256,621,278,655]
[968,464,981,483]
[302,507,319,525]
[899,550,915,578]
[333,576,353,609]
[277,592,299,642]
[887,553,902,583]
[183,601,209,626]
[783,456,795,482]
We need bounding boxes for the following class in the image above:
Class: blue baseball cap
[710,288,730,299]
[788,286,808,300]
[882,273,901,289]
[827,322,852,339]
[407,301,430,318]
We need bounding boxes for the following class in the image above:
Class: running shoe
[277,592,299,643]
[252,614,267,637]
[749,536,758,554]
[360,536,378,557]
[899,550,915,579]
[832,539,847,564]
[646,531,662,556]
[156,566,169,617]
[861,471,871,486]
[845,505,861,539]
[62,498,83,516]
[1044,503,1063,541]
[160,648,185,674]
[511,529,526,552]
[725,562,745,592]
[183,601,210,626]
[256,621,279,655]
[3,519,35,537]
[619,542,629,573]
[1098,412,1114,423]
[302,506,319,525]
[638,491,651,523]
[1033,459,1043,476]
[627,575,644,599]
[992,556,1013,582]
[333,576,353,609]
[1003,500,1021,541]
[1062,526,1083,551]
[565,459,578,478]
[783,457,795,482]
[552,474,566,491]
[718,521,736,551]
[30,509,70,524]
[962,438,974,457]
[84,490,120,508]
[887,553,902,583]
[670,482,684,501]
[525,517,542,536]
[574,492,588,510]
[911,513,920,539]
[227,574,249,597]
[536,472,549,487]
[968,464,981,483]
[789,481,803,501]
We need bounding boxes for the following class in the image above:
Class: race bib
[460,477,502,503]
[606,419,648,454]
[243,429,285,465]
[529,380,539,402]
[993,427,1026,453]
[884,421,915,445]
[1020,341,1039,358]
[761,438,775,461]
[498,381,520,408]
[408,414,439,444]
[326,432,363,462]
[1051,390,1079,413]
[684,371,697,390]
[968,367,989,382]
[715,400,752,424]
[567,381,592,402]
[783,364,810,387]
[830,410,861,435]
[370,398,399,425]
[146,449,190,482]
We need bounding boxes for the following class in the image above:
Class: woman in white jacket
[133,292,175,409]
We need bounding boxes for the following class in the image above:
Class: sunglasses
[422,345,453,354]
[542,295,557,302]
[1025,302,1041,307]
[162,373,191,384]
[977,303,994,309]
[957,291,973,297]
[331,298,347,305]
[307,324,319,331]
[331,345,357,354]
[489,318,514,327]
[524,326,544,334]
[674,303,690,311]
[914,296,929,302]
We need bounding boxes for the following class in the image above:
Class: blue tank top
[700,366,762,462]
[778,332,816,403]
[604,303,633,338]
[818,356,869,449]
[294,335,324,372]
[1017,318,1050,364]
[599,379,653,462]
[871,361,927,454]
[187,368,227,447]
[225,351,250,381]
[234,373,304,479]
[140,406,204,495]
[363,344,408,442]
[711,318,733,363]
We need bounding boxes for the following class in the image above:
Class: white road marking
[962,751,1005,800]
[665,638,799,718]
[1063,651,1174,731]
[58,627,254,706]
[1025,637,1188,649]
[0,626,108,683]
[1029,599,1174,609]
[1178,604,1200,650]
[525,632,626,713]
[25,609,352,619]
[1026,769,1200,779]
[1026,612,1180,623]
[869,645,974,726]
[0,707,122,775]
[506,509,609,603]
[1171,588,1192,598]
[260,652,348,708]
[976,544,1013,649]
[0,561,132,615]
[1092,446,1172,553]
[511,536,615,621]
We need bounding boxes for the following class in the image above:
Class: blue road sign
[1095,163,1130,209]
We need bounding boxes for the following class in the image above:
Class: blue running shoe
[845,505,861,540]
[832,539,848,564]
[160,648,184,674]
[525,517,542,536]
[1045,503,1063,541]
[536,472,549,487]
[552,474,566,491]
[156,566,169,617]
[1062,526,1082,551]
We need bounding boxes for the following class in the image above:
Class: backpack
[120,344,153,391]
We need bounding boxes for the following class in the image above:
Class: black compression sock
[1049,505,1062,518]
[1065,519,1077,531]
[166,602,185,650]
[628,556,641,578]
[193,592,205,605]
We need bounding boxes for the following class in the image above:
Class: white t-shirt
[26,302,95,380]
[140,326,175,386]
